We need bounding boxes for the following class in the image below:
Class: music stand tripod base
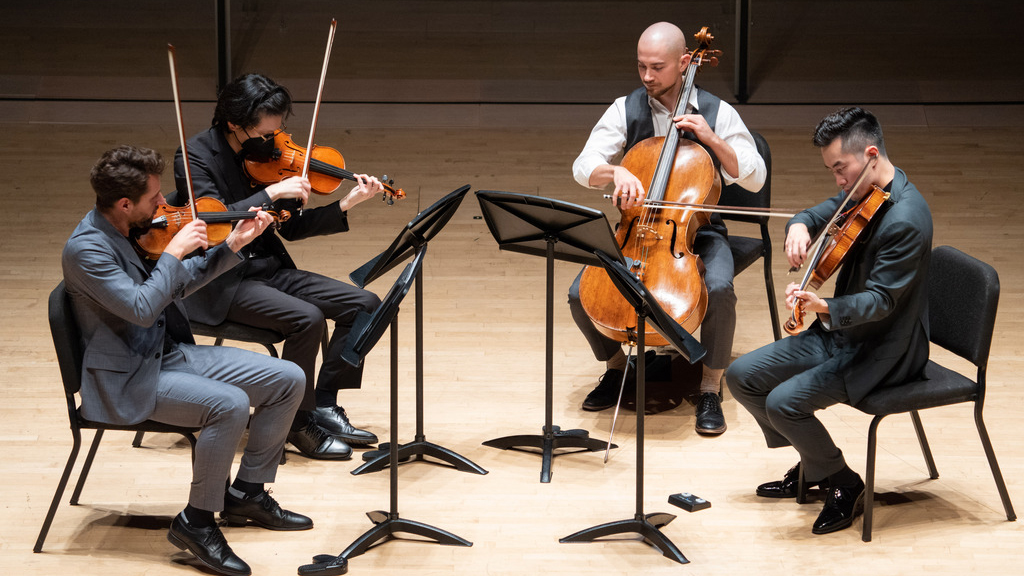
[483,426,616,484]
[354,438,487,475]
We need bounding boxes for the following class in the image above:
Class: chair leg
[909,411,939,479]
[70,429,104,505]
[973,402,1017,521]
[863,415,884,542]
[34,428,83,553]
[761,253,782,341]
[321,323,330,357]
[795,464,809,504]
[131,430,145,448]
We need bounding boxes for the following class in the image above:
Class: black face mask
[239,135,276,161]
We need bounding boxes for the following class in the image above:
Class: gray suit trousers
[150,343,304,511]
[724,326,851,482]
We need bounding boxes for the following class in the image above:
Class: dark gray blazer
[172,127,351,325]
[786,167,933,404]
[61,209,243,425]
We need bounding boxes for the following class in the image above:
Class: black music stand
[475,191,623,483]
[350,185,486,476]
[560,250,705,564]
[299,248,471,576]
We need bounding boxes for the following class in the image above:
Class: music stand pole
[482,233,612,483]
[300,249,471,575]
[352,186,485,476]
[560,254,696,564]
[353,262,487,475]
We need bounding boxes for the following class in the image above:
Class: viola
[243,131,406,204]
[132,197,290,260]
[579,27,722,346]
[784,182,890,335]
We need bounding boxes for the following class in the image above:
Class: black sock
[291,410,312,431]
[183,504,216,528]
[230,478,265,499]
[827,465,861,488]
[314,389,336,408]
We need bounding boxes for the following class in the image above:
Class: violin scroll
[379,174,406,205]
[783,299,806,335]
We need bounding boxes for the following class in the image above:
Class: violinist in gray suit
[62,145,310,576]
[725,107,933,536]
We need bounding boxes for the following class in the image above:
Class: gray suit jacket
[786,167,933,404]
[61,208,243,425]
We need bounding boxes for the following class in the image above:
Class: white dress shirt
[572,89,766,193]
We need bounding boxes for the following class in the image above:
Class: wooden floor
[2,97,1022,575]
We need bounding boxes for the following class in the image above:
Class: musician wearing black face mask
[172,73,386,461]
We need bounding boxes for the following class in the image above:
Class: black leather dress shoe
[311,405,378,445]
[812,476,866,534]
[582,363,638,411]
[222,489,313,531]
[288,421,352,460]
[756,463,809,498]
[168,512,251,576]
[694,392,726,435]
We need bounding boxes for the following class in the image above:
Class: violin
[132,197,290,260]
[784,156,890,335]
[243,19,405,208]
[579,27,722,346]
[243,131,406,204]
[132,45,284,261]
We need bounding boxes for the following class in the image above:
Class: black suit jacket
[172,127,350,324]
[786,167,933,404]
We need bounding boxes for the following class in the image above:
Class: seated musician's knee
[706,279,737,307]
[355,289,382,313]
[207,386,252,429]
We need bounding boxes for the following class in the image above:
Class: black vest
[624,86,722,169]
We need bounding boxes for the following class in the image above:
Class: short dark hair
[90,145,165,209]
[812,106,887,158]
[212,73,293,130]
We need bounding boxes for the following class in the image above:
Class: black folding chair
[35,281,200,553]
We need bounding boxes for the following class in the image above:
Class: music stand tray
[475,191,625,483]
[559,250,705,564]
[301,247,471,574]
[349,185,487,476]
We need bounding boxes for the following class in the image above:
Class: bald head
[638,22,687,61]
[636,22,689,106]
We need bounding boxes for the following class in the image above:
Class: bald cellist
[568,21,766,435]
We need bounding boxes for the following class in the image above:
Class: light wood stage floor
[2,99,1022,576]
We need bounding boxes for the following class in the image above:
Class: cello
[578,27,722,347]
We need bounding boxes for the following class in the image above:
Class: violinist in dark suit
[173,73,384,460]
[62,145,310,576]
[725,107,933,534]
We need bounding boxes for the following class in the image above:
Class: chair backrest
[48,281,85,399]
[928,245,999,367]
[717,129,772,225]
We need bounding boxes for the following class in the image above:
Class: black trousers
[225,264,381,411]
